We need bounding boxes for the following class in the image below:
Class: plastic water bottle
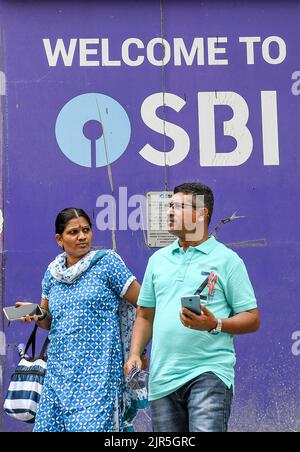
[126,366,149,390]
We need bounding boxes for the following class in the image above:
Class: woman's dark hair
[55,208,92,234]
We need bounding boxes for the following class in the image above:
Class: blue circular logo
[55,93,131,168]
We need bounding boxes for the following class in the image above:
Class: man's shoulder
[213,239,244,267]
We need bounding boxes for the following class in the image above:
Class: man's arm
[124,306,155,375]
[217,308,260,334]
[180,306,260,334]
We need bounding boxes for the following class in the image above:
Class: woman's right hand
[15,302,41,323]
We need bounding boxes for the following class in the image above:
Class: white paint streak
[0,332,6,388]
[0,209,3,234]
[0,71,6,96]
[0,331,5,356]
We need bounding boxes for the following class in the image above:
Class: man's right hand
[124,354,143,377]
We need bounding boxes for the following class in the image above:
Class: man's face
[167,192,207,241]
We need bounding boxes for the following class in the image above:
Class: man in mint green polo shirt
[125,182,260,432]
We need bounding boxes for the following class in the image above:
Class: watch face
[210,329,220,335]
[209,319,222,334]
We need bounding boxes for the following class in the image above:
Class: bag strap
[24,324,38,358]
[39,336,50,360]
[24,325,50,359]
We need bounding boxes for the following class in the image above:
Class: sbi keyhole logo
[55,93,131,167]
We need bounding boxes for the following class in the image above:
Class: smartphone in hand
[3,304,43,322]
[181,295,201,315]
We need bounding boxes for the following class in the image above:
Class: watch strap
[208,318,222,334]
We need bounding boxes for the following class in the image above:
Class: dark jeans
[150,372,233,432]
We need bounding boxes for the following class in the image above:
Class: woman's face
[56,216,92,264]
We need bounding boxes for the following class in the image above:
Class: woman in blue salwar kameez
[19,208,148,432]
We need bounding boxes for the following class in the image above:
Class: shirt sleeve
[137,257,156,308]
[225,259,257,314]
[41,269,54,300]
[104,251,136,298]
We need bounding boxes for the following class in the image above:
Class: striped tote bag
[4,325,49,423]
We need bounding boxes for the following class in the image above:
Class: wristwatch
[208,319,222,335]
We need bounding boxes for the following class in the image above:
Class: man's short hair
[173,182,214,225]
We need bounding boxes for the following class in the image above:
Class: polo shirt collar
[171,236,218,255]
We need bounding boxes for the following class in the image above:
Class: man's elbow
[249,314,260,333]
